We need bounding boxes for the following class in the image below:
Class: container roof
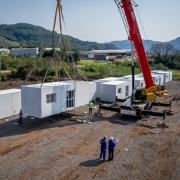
[22,80,93,88]
[151,70,169,74]
[102,81,127,85]
[0,89,21,95]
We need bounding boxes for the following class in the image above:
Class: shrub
[0,73,7,81]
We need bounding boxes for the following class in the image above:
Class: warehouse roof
[88,50,131,54]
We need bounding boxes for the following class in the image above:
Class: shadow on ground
[79,159,106,167]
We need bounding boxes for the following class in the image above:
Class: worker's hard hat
[110,136,114,140]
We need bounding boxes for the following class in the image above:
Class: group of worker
[88,102,119,160]
[99,135,119,161]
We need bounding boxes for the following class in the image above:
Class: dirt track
[0,81,180,180]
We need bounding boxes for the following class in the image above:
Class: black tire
[137,109,142,119]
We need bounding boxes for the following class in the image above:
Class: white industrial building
[21,81,96,118]
[0,89,21,119]
[100,81,131,102]
[11,48,39,56]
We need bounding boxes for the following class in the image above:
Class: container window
[66,90,74,108]
[118,88,122,94]
[141,83,143,87]
[125,86,129,97]
[46,93,56,104]
[156,79,158,83]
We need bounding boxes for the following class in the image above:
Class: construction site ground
[1,81,180,180]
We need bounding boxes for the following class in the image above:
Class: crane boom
[114,0,154,88]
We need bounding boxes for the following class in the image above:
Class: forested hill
[0,23,117,50]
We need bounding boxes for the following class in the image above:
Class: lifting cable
[23,38,52,85]
[135,6,151,53]
[41,0,72,87]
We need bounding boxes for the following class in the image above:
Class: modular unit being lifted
[21,81,96,118]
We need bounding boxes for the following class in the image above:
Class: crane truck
[99,0,171,119]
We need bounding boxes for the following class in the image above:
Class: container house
[93,77,123,99]
[151,70,172,84]
[100,81,131,102]
[21,81,96,118]
[0,89,21,119]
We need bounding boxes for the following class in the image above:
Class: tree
[150,43,175,57]
[150,43,176,67]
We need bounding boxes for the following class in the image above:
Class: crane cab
[132,87,155,102]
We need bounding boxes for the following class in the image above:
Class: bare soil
[0,79,36,90]
[0,81,180,180]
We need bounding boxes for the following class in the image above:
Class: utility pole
[131,41,135,92]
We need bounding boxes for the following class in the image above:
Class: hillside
[106,38,180,50]
[0,23,117,50]
[107,40,161,51]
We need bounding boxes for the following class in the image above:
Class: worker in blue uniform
[18,109,23,125]
[99,136,107,160]
[108,136,116,161]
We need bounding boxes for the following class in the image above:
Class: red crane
[114,0,154,88]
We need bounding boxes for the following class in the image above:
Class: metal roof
[88,50,131,54]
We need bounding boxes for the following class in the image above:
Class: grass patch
[172,70,180,80]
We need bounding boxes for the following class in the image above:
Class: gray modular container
[0,89,21,119]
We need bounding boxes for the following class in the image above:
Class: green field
[172,70,180,80]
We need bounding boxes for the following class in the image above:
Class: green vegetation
[172,70,180,80]
[79,60,140,79]
[0,23,117,50]
[0,37,19,48]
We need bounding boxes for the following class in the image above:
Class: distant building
[45,48,60,51]
[11,48,39,56]
[0,48,10,54]
[81,49,131,60]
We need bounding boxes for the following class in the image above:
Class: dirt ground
[0,79,36,90]
[0,81,180,180]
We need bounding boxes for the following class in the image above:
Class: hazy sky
[0,0,180,43]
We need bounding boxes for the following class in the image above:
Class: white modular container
[151,70,172,83]
[120,76,144,88]
[0,89,21,119]
[134,77,145,87]
[21,81,96,118]
[93,77,123,98]
[151,74,159,85]
[100,81,131,102]
[88,54,94,59]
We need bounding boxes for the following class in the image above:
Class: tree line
[150,43,180,70]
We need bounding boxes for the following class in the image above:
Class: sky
[0,0,180,43]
